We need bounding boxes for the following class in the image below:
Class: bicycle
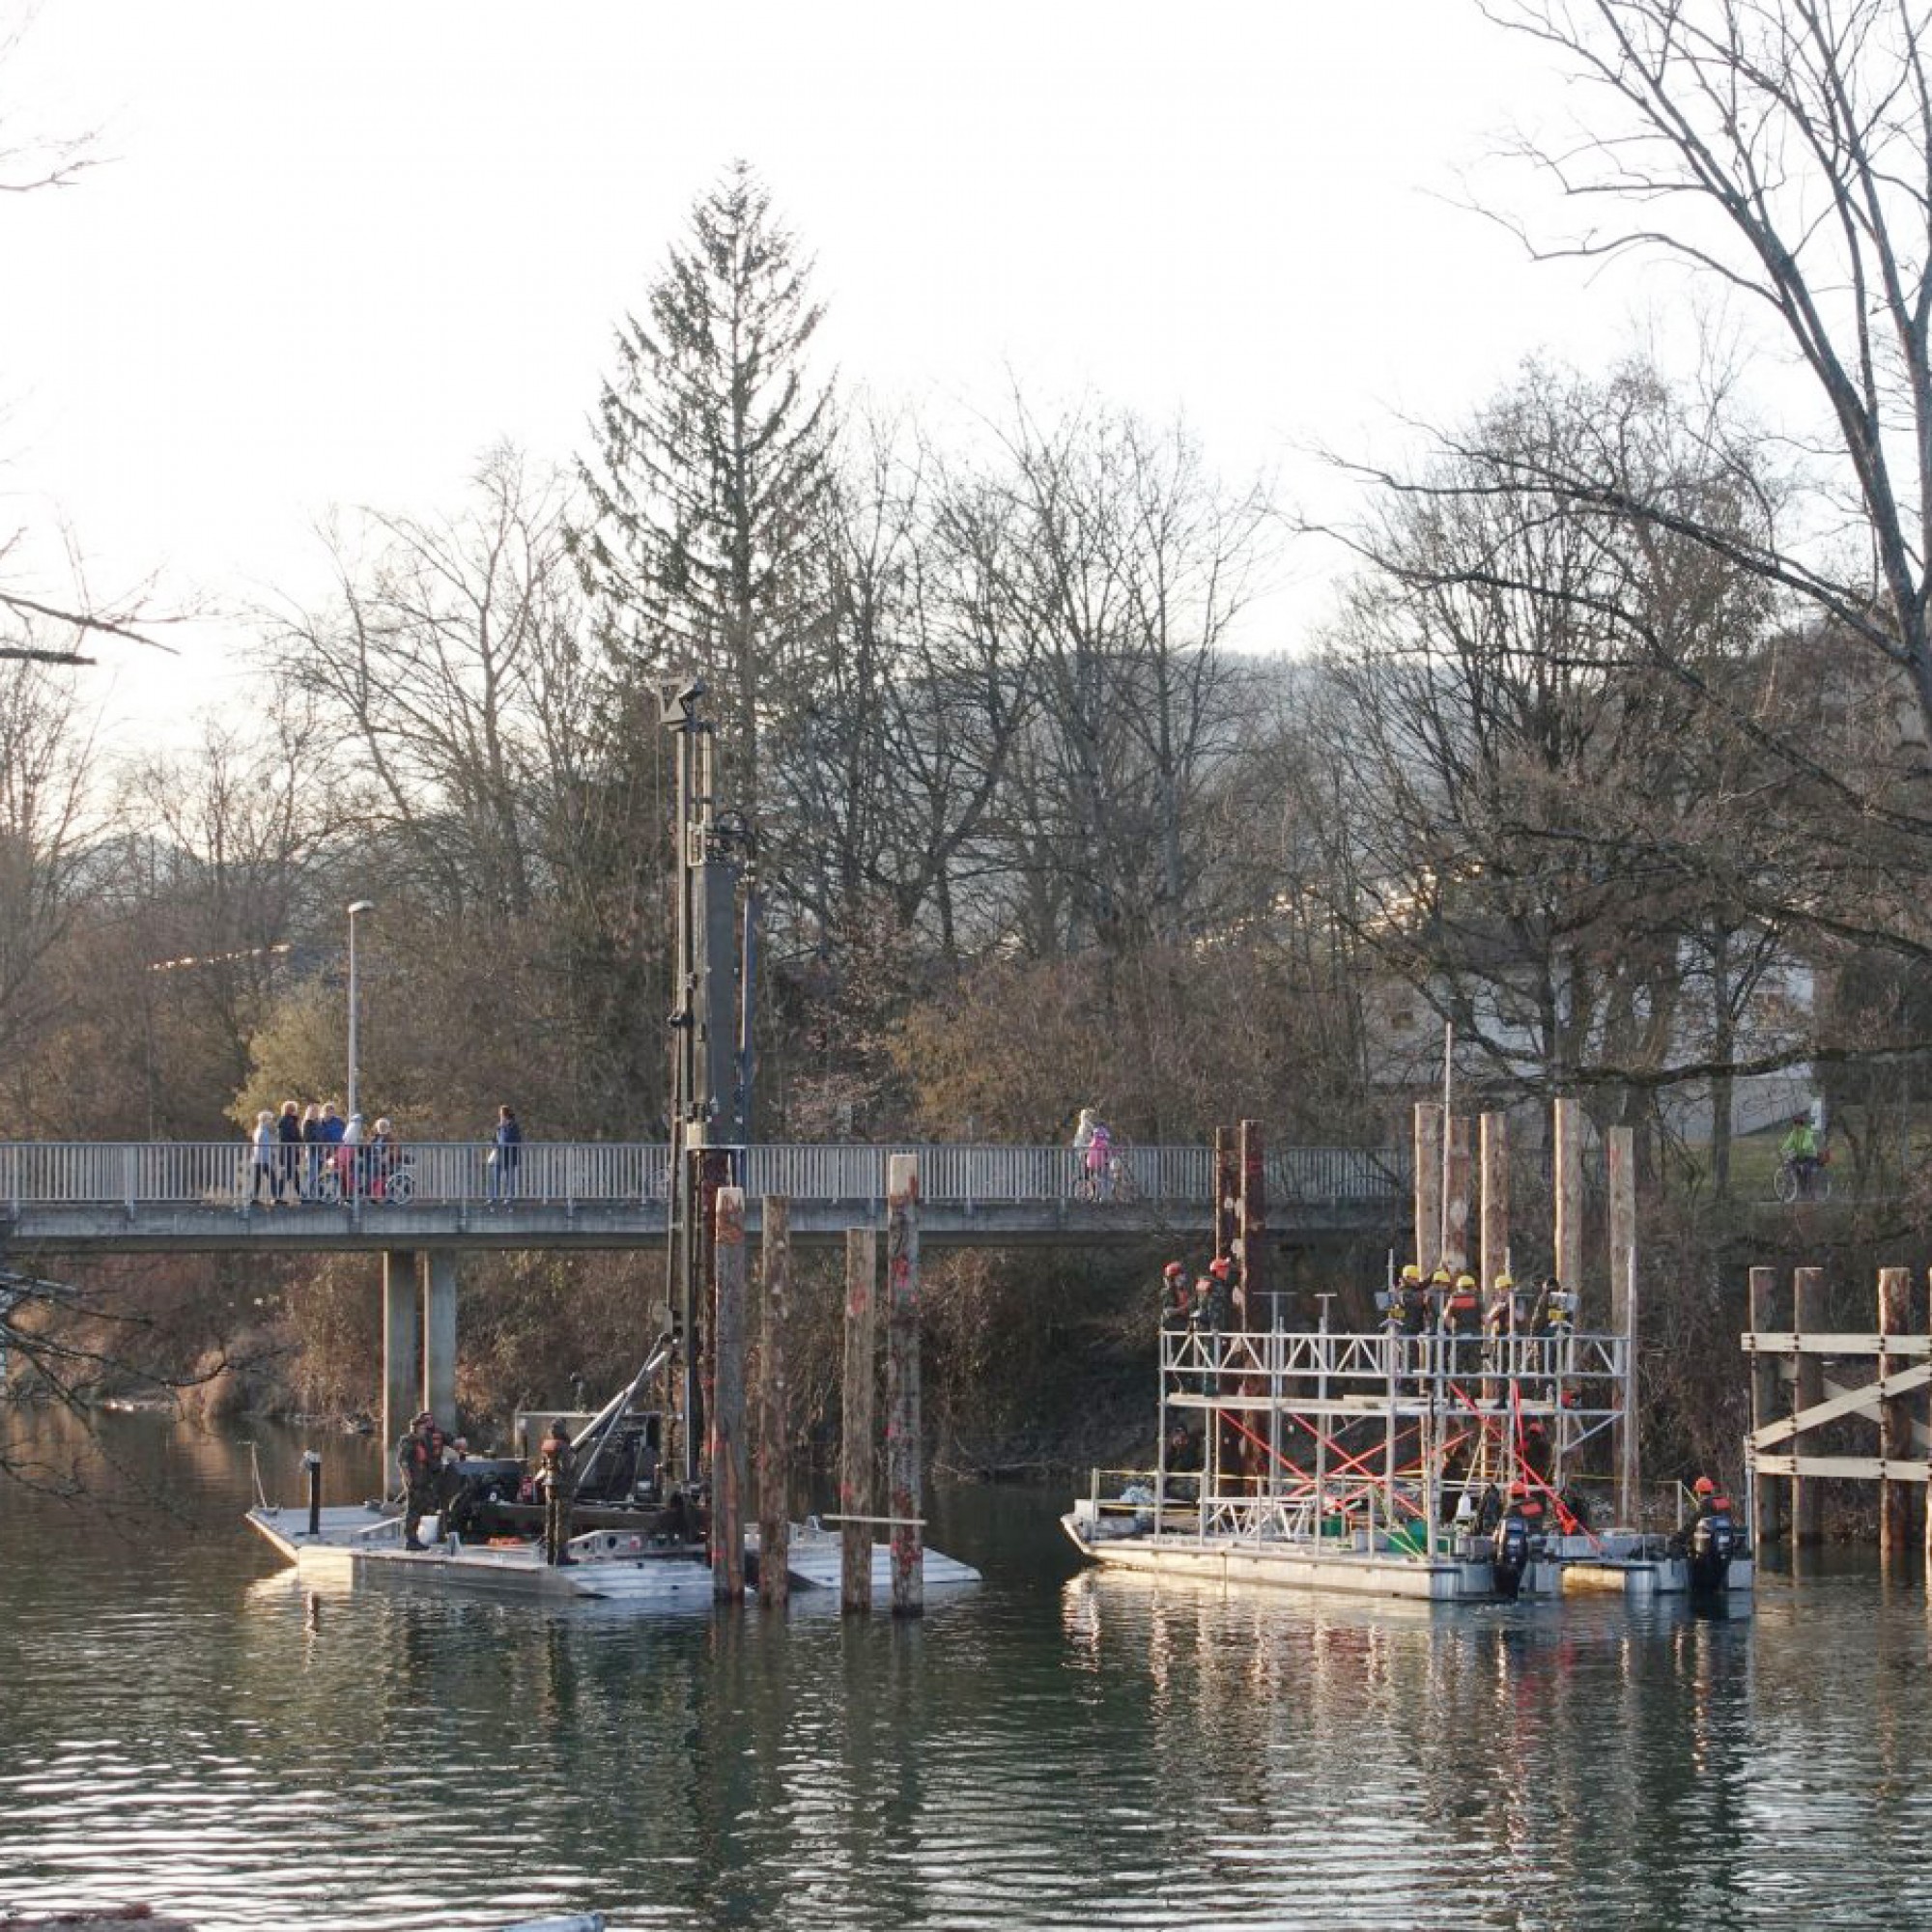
[313,1150,416,1206]
[1774,1151,1831,1205]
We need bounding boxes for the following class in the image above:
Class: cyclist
[1780,1113,1823,1200]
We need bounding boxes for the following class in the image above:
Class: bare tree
[0,659,99,1121]
[1473,1,1932,810]
[1307,360,1802,1158]
[986,396,1274,956]
[0,14,176,666]
[275,445,585,922]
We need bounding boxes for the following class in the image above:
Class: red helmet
[1692,1475,1716,1496]
[1208,1256,1232,1278]
[1164,1262,1185,1279]
[1509,1479,1527,1498]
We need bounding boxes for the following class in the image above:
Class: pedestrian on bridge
[298,1103,324,1200]
[274,1101,302,1205]
[486,1104,522,1206]
[248,1110,278,1207]
[1073,1107,1113,1201]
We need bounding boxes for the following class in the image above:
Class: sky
[1,1,1656,744]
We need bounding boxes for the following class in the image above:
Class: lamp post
[346,900,374,1123]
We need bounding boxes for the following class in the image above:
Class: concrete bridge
[0,1138,1406,1448]
[0,1140,1406,1252]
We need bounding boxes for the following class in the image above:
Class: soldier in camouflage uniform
[538,1416,576,1566]
[396,1409,440,1550]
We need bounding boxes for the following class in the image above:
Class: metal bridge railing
[0,1141,1406,1211]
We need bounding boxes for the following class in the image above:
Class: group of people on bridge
[248,1100,403,1206]
[243,1101,524,1208]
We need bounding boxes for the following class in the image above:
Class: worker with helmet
[1386,1263,1426,1338]
[1482,1272,1516,1402]
[396,1408,442,1551]
[1492,1477,1542,1598]
[1160,1260,1192,1328]
[1485,1272,1516,1336]
[537,1415,578,1566]
[1200,1254,1236,1330]
[1689,1473,1732,1518]
[1679,1474,1739,1589]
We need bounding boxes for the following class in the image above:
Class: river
[0,1411,1923,1931]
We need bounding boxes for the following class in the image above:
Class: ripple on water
[0,1418,1928,1928]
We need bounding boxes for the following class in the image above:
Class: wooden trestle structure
[1745,1264,1932,1573]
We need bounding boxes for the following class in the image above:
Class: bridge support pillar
[383,1251,420,1477]
[423,1249,457,1426]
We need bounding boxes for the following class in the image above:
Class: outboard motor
[1689,1507,1737,1595]
[1492,1507,1531,1601]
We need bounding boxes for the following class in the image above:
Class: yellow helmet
[1456,1273,1476,1291]
[1431,1267,1452,1286]
[1493,1273,1514,1292]
[1400,1264,1422,1283]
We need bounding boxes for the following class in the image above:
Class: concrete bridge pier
[383,1251,419,1468]
[423,1250,456,1426]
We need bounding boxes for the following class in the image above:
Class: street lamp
[346,900,374,1123]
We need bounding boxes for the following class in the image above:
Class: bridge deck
[0,1141,1406,1253]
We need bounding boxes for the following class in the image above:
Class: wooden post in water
[1236,1119,1266,1327]
[756,1196,791,1611]
[1792,1265,1827,1546]
[1552,1098,1583,1311]
[840,1227,877,1613]
[1878,1265,1911,1565]
[1479,1112,1509,1294]
[886,1154,923,1617]
[1442,1115,1472,1275]
[1605,1128,1634,1339]
[1747,1266,1783,1546]
[1605,1126,1636,1522]
[1213,1125,1238,1266]
[710,1185,747,1603]
[1412,1103,1443,1275]
[1924,1265,1932,1588]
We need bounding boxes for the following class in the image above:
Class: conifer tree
[573,162,837,824]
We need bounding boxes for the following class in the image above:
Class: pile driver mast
[660,679,757,1493]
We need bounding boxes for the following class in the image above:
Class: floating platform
[1063,1500,1752,1605]
[247,1504,980,1603]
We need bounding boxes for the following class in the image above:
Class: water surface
[0,1414,1924,1930]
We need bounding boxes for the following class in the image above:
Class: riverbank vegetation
[10,9,1932,1517]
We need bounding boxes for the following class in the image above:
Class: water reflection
[0,1415,1926,1928]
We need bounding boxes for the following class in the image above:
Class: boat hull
[247,1504,980,1603]
[1063,1503,1752,1606]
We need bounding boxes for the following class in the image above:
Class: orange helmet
[1509,1479,1527,1498]
[1208,1256,1232,1279]
[1692,1475,1716,1496]
[1163,1262,1185,1279]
